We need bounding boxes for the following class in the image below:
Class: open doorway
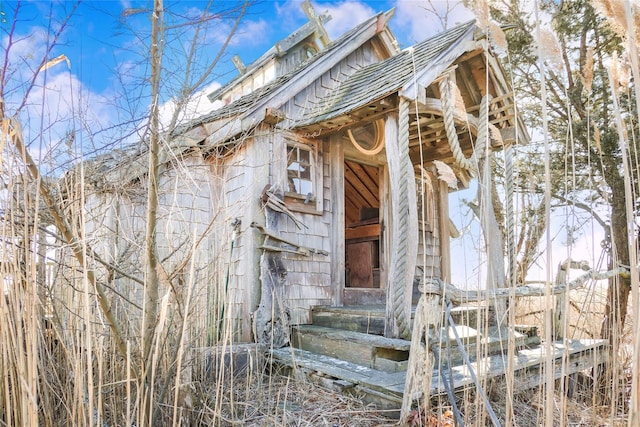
[344,160,382,304]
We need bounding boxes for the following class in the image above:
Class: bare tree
[0,1,250,424]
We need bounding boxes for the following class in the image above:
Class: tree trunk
[600,174,631,343]
[142,0,164,424]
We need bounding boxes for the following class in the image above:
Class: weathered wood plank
[312,304,386,315]
[437,180,451,283]
[329,134,345,306]
[423,267,628,304]
[343,288,386,305]
[292,324,413,372]
[345,223,380,240]
[270,347,406,398]
[430,339,609,395]
[293,324,411,351]
[272,338,609,408]
[311,309,386,335]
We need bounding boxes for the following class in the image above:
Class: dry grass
[515,285,609,340]
[416,377,626,426]
[195,368,398,427]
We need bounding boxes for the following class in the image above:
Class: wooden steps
[310,304,387,335]
[292,324,411,372]
[269,347,405,411]
[434,325,541,367]
[427,339,609,395]
[311,304,491,335]
[270,304,610,414]
[305,306,540,371]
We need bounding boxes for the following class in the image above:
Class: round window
[347,119,385,155]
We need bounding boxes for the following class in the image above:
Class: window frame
[284,138,323,215]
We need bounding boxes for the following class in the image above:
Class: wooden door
[343,160,385,305]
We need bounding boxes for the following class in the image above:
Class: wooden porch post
[384,98,418,339]
[329,135,345,306]
[438,180,451,284]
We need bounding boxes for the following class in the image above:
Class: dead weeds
[176,366,628,426]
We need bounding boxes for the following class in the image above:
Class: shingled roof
[294,20,477,127]
[86,10,396,188]
[177,10,394,140]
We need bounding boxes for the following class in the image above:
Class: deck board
[270,347,405,398]
[271,338,609,408]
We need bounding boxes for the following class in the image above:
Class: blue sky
[0,1,603,284]
[1,1,474,165]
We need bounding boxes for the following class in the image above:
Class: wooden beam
[421,267,628,304]
[345,161,379,205]
[415,98,480,134]
[232,55,246,75]
[400,25,477,99]
[329,134,345,306]
[264,107,286,125]
[301,0,331,46]
[438,180,451,283]
[345,224,380,240]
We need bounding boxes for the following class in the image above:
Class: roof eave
[399,21,478,100]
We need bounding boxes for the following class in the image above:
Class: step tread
[430,338,609,393]
[293,324,411,351]
[312,305,417,316]
[269,347,406,398]
[311,305,386,316]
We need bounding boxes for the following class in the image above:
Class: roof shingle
[294,20,477,127]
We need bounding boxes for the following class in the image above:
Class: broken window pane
[286,142,314,197]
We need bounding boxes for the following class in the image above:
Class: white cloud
[158,81,223,128]
[232,19,271,46]
[2,26,127,172]
[272,1,474,47]
[274,0,375,40]
[274,0,306,28]
[393,0,474,44]
[314,1,376,39]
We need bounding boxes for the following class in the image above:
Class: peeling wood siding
[277,46,311,76]
[210,135,271,341]
[55,150,264,343]
[279,220,333,325]
[234,133,272,341]
[265,135,334,324]
[417,224,441,279]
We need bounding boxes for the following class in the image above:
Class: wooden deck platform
[271,339,608,409]
[270,305,609,414]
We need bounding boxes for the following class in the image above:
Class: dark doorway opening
[344,160,380,289]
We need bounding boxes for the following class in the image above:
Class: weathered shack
[49,7,614,416]
[57,7,524,346]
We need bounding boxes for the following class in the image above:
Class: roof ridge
[174,10,392,136]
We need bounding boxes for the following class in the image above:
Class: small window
[304,45,317,58]
[287,143,314,197]
[347,119,385,155]
[285,140,322,214]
